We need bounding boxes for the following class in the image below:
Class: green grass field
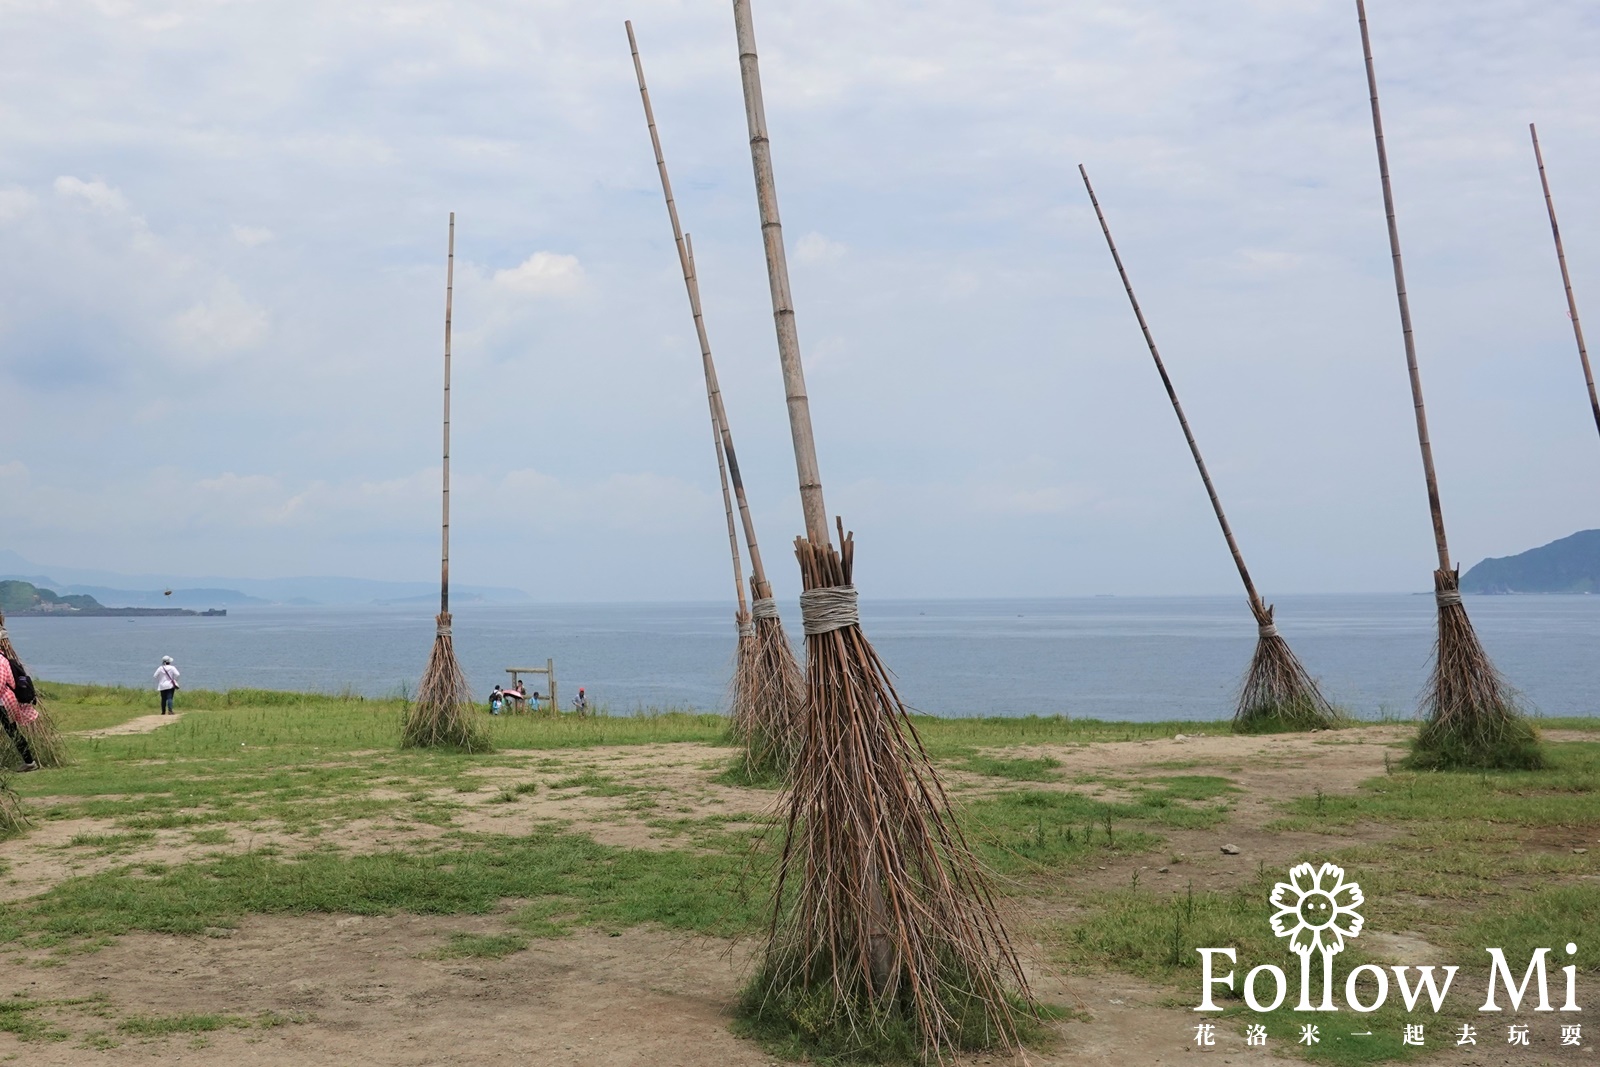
[0,682,1592,1063]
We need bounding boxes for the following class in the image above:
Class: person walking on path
[155,656,180,715]
[0,656,38,771]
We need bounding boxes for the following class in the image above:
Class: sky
[1,0,1598,603]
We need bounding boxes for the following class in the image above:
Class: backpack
[7,657,34,705]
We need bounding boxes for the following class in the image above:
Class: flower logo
[1270,862,1364,957]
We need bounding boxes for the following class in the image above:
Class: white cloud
[169,281,269,360]
[795,232,848,264]
[491,252,586,298]
[0,188,37,224]
[1231,248,1307,275]
[496,468,709,532]
[231,224,274,247]
[53,176,129,214]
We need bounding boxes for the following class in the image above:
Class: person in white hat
[155,656,180,715]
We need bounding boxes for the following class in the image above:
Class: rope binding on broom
[751,597,779,620]
[739,619,756,638]
[1258,622,1279,638]
[435,613,452,637]
[1435,590,1462,608]
[799,586,858,635]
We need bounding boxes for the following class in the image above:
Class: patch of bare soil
[0,914,1252,1066]
[73,713,182,738]
[991,728,1416,896]
[453,743,777,850]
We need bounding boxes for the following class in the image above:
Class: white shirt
[155,664,180,691]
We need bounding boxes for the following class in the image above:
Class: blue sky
[1,0,1598,601]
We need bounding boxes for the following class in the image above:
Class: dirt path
[73,713,181,738]
[0,914,1257,1066]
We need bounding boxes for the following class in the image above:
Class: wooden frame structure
[504,660,557,715]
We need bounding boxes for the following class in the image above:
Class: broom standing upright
[1354,0,1541,769]
[1079,166,1337,733]
[728,0,1032,1057]
[1529,123,1600,442]
[402,213,485,751]
[626,22,802,774]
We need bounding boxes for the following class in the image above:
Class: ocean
[5,594,1596,721]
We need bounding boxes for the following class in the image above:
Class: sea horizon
[7,592,1596,722]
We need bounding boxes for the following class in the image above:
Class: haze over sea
[7,594,1597,721]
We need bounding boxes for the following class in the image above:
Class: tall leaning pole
[626,22,802,775]
[1354,0,1542,769]
[403,213,486,751]
[1079,166,1338,734]
[728,0,1034,1058]
[1529,123,1600,442]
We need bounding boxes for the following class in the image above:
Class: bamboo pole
[1530,123,1600,440]
[711,364,751,620]
[441,212,455,615]
[731,0,828,547]
[625,21,771,601]
[685,235,772,597]
[1078,165,1262,610]
[1356,0,1450,574]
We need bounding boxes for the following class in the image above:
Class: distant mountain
[0,551,530,607]
[0,580,205,617]
[1461,530,1600,594]
[0,579,100,615]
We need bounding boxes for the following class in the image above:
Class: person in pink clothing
[0,657,38,771]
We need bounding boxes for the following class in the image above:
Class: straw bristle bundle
[3,708,68,769]
[729,612,803,780]
[0,775,26,836]
[1410,570,1544,770]
[0,632,69,768]
[402,614,487,751]
[741,532,1032,1062]
[1232,602,1340,734]
[729,615,760,736]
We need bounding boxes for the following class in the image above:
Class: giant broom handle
[688,233,752,615]
[709,350,750,620]
[441,212,455,615]
[1079,166,1264,610]
[731,0,829,548]
[1530,123,1600,440]
[626,22,772,602]
[1358,0,1451,574]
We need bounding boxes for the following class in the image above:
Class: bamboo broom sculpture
[1355,0,1542,769]
[728,0,1032,1057]
[0,610,66,769]
[402,213,486,751]
[1079,166,1338,734]
[626,23,802,776]
[1530,123,1600,441]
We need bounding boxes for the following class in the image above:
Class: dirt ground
[0,728,1590,1066]
[70,713,183,738]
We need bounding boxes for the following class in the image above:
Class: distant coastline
[10,606,226,618]
[1,580,227,619]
